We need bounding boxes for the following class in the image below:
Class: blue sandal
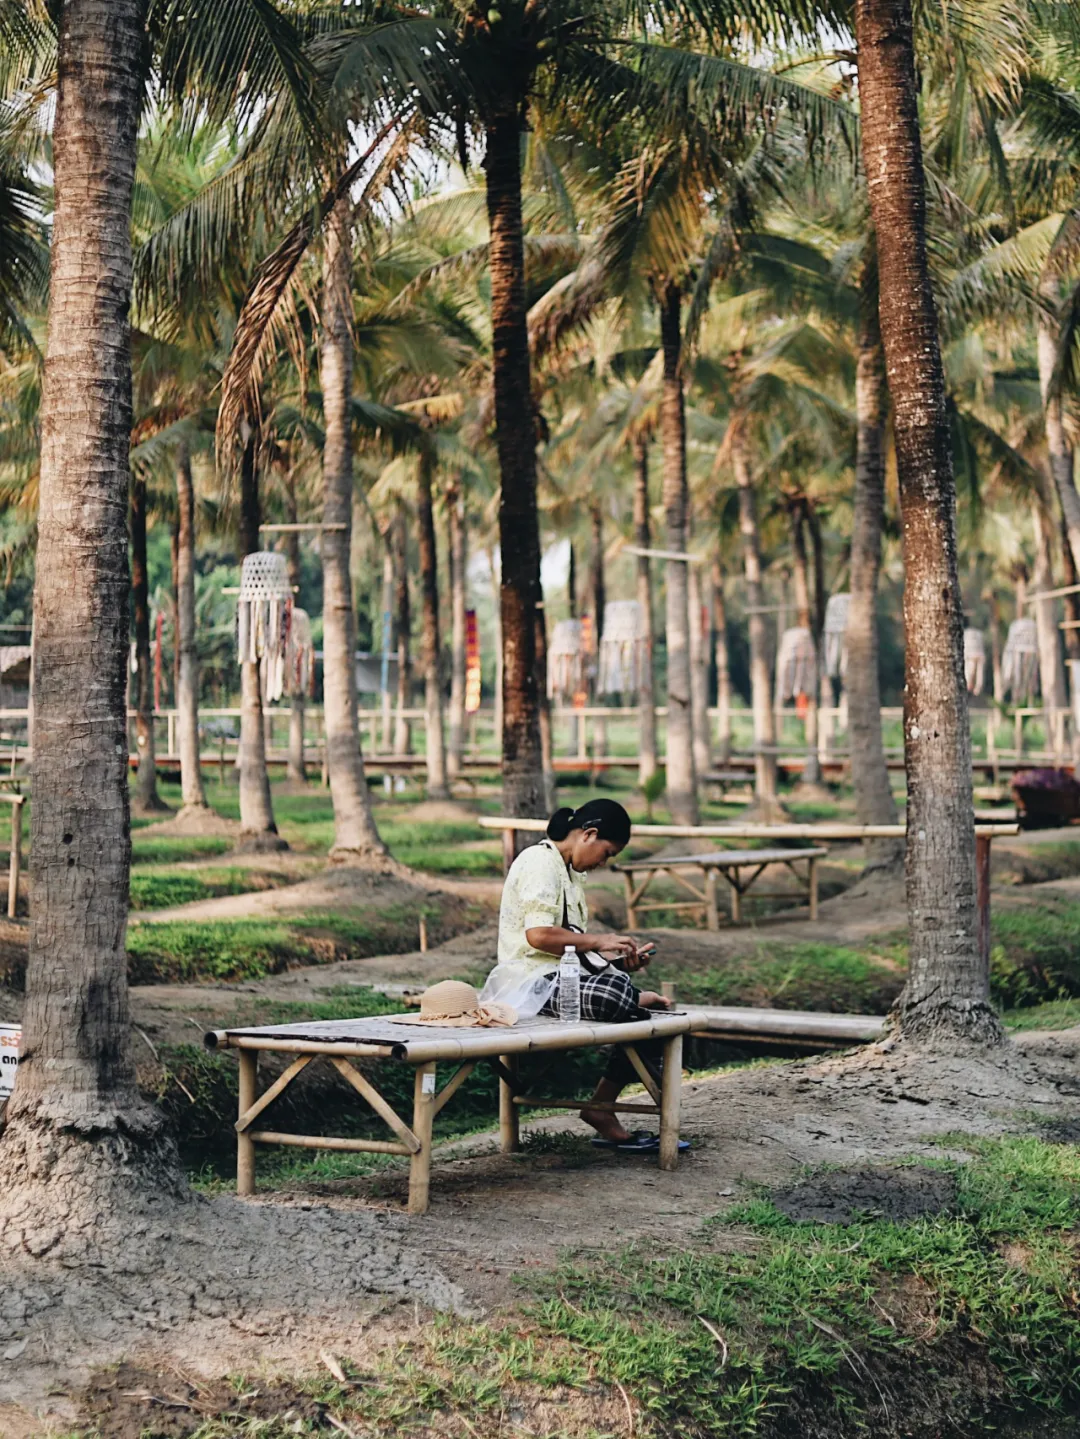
[618,1133,692,1154]
[591,1129,654,1150]
[591,1130,692,1154]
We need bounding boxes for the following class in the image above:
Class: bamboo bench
[612,847,828,928]
[205,1011,690,1214]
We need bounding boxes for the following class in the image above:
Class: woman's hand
[594,933,639,965]
[608,938,655,972]
[638,990,672,1009]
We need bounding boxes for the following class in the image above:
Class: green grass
[127,904,456,985]
[135,1136,1080,1438]
[528,1135,1080,1435]
[129,865,273,911]
[130,833,232,865]
[991,898,1080,1007]
[651,939,908,1015]
[1003,998,1080,1031]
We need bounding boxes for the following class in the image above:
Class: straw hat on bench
[401,980,517,1028]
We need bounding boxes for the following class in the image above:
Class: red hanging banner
[464,609,481,713]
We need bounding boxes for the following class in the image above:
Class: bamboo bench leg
[705,868,719,931]
[623,869,637,929]
[809,856,819,921]
[499,1054,520,1153]
[237,1050,257,1196]
[658,1032,682,1172]
[408,1060,437,1215]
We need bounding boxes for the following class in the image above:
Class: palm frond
[216,113,409,474]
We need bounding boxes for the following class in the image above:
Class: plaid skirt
[540,967,664,1086]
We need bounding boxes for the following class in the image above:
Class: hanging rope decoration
[777,626,817,704]
[1002,617,1039,702]
[963,628,986,696]
[237,551,292,704]
[824,594,851,680]
[286,606,315,699]
[548,618,585,701]
[598,600,647,697]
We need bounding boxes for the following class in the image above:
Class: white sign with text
[0,1025,20,1099]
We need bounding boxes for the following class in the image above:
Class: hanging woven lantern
[237,551,292,704]
[598,600,646,697]
[777,626,817,703]
[1002,617,1039,701]
[286,606,315,699]
[824,593,851,680]
[548,618,585,700]
[963,628,986,696]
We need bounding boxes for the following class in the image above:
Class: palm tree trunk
[320,201,386,858]
[732,421,780,815]
[589,501,608,757]
[566,539,579,756]
[175,442,209,812]
[633,434,658,784]
[711,559,732,765]
[659,281,698,824]
[846,280,902,871]
[1033,501,1067,756]
[1038,285,1080,578]
[417,451,449,799]
[1,0,180,1207]
[688,553,712,777]
[1060,511,1080,659]
[131,474,167,814]
[485,112,545,817]
[790,500,823,787]
[394,502,413,755]
[281,472,307,783]
[535,603,557,810]
[856,0,1001,1044]
[170,524,180,709]
[447,482,467,778]
[237,434,285,850]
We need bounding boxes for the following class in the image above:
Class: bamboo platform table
[612,847,829,928]
[205,1011,692,1214]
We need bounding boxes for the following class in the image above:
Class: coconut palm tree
[854,0,1004,1044]
[320,199,391,859]
[0,0,322,1217]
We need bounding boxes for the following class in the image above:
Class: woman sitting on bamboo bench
[481,799,678,1153]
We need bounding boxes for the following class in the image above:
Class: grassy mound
[652,940,908,1015]
[129,865,285,911]
[127,902,477,985]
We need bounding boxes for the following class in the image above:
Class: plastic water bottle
[558,945,580,1023]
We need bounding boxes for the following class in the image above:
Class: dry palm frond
[394,392,466,421]
[216,110,411,477]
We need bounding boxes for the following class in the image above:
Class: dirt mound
[772,1163,956,1225]
[405,799,481,823]
[1,1187,462,1415]
[135,808,242,840]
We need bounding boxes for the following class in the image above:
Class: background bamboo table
[205,1011,692,1213]
[612,847,829,928]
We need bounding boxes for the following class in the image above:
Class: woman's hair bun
[546,806,577,840]
[545,798,631,849]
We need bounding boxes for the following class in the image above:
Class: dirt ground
[2,1022,1079,1434]
[3,824,1080,1434]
